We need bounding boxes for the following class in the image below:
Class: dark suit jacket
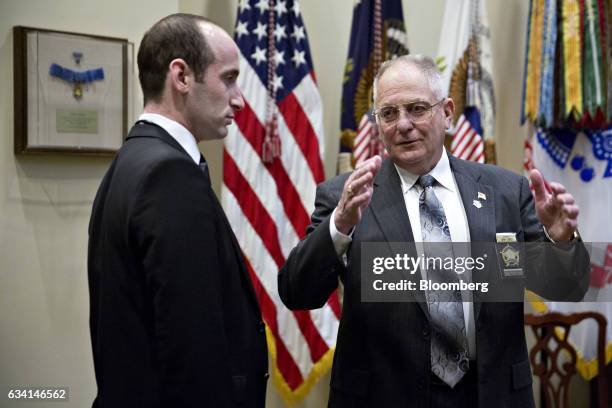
[88,122,268,408]
[278,156,589,407]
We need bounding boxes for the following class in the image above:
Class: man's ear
[167,58,191,95]
[443,97,455,129]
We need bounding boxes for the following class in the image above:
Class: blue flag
[338,0,408,172]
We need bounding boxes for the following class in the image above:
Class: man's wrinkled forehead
[379,61,423,87]
[374,62,428,103]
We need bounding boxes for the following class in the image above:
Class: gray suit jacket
[279,155,589,407]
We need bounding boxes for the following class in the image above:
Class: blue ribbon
[539,0,557,127]
[49,63,104,83]
[519,0,534,125]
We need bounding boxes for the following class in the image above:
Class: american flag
[353,111,385,166]
[450,107,485,163]
[221,0,340,404]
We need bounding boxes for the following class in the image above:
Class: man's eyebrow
[403,99,430,104]
[382,99,430,106]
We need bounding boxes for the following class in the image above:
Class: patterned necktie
[418,174,469,388]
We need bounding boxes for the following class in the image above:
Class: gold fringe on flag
[265,325,336,407]
[562,0,583,118]
[525,0,546,122]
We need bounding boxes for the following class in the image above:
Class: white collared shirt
[330,150,476,358]
[138,113,201,164]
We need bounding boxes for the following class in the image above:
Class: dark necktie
[418,174,469,387]
[199,155,211,184]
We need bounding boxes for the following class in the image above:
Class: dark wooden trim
[13,26,28,154]
[14,25,127,45]
[591,363,612,408]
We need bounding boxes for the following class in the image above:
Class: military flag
[521,0,612,381]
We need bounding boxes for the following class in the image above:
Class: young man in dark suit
[88,14,268,407]
[279,55,589,407]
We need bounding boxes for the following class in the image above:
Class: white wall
[0,1,177,407]
[0,0,590,407]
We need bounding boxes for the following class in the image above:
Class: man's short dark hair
[137,13,215,104]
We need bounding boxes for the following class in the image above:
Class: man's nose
[395,110,415,132]
[231,88,245,111]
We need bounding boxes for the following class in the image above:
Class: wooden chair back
[524,312,607,408]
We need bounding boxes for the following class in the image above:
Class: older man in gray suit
[278,55,589,408]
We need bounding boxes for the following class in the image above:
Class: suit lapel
[449,156,496,322]
[128,122,263,316]
[369,159,429,318]
[370,159,415,244]
[449,156,495,243]
[198,157,262,316]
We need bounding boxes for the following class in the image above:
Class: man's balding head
[373,54,446,106]
[137,13,217,105]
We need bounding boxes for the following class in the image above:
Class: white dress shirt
[138,113,201,165]
[330,150,477,358]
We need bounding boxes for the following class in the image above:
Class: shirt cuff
[543,226,579,243]
[329,207,353,257]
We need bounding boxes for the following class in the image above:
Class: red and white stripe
[222,54,340,394]
[353,113,374,166]
[450,113,485,163]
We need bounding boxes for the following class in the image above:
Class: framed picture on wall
[13,26,133,156]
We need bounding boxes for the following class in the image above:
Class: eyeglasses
[373,99,445,125]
